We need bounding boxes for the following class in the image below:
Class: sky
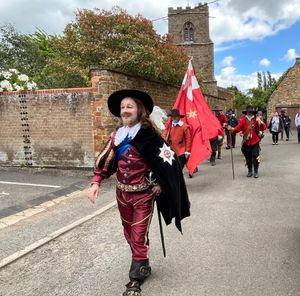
[1,0,300,92]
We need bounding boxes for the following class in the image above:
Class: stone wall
[0,88,95,167]
[267,58,300,128]
[218,87,235,110]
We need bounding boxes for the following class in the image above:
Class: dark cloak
[131,127,190,232]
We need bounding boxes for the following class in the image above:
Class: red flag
[166,60,223,175]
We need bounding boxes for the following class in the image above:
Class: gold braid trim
[95,137,113,168]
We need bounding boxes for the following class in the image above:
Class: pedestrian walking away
[87,89,190,296]
[295,109,300,143]
[228,105,266,178]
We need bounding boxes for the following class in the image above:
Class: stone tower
[168,3,217,96]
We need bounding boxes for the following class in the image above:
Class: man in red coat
[228,105,266,178]
[213,105,227,159]
[162,109,192,170]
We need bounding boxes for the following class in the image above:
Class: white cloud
[0,0,297,94]
[216,67,258,92]
[259,58,271,67]
[221,56,234,67]
[282,48,299,61]
[1,0,300,42]
[216,67,282,93]
[210,0,300,46]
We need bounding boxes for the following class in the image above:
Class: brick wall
[267,58,300,128]
[0,69,229,167]
[90,68,180,153]
[0,88,95,167]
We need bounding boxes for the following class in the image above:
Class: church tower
[168,3,217,96]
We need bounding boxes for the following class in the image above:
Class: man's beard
[122,116,137,127]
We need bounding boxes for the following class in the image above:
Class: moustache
[121,112,132,117]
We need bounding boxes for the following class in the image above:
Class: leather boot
[254,168,259,178]
[129,259,151,283]
[247,168,253,177]
[210,156,216,166]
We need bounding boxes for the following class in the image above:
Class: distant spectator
[280,109,291,141]
[268,111,284,145]
[295,109,300,144]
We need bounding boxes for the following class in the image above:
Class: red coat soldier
[228,105,266,178]
[162,109,191,170]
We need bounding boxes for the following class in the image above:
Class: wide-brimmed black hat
[168,109,184,118]
[107,89,154,117]
[242,105,257,114]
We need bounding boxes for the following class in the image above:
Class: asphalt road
[0,167,91,217]
[0,134,299,296]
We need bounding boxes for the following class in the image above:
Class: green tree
[49,6,189,87]
[0,24,44,78]
[257,72,262,89]
[247,87,267,111]
[227,86,251,111]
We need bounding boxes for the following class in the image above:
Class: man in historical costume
[213,105,227,159]
[87,89,190,296]
[162,108,192,170]
[228,105,266,178]
[225,109,238,149]
[209,130,224,166]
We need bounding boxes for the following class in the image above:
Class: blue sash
[116,135,132,161]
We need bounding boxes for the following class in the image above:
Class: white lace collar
[114,123,141,146]
[172,120,184,127]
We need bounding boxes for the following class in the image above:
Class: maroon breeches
[116,188,155,261]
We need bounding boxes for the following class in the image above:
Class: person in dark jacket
[280,109,291,141]
[225,109,238,149]
[87,89,190,296]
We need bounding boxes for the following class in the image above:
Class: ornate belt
[116,180,150,192]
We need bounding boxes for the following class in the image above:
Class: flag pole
[229,132,235,180]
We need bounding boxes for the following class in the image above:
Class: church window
[183,22,194,42]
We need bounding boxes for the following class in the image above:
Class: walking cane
[229,131,235,180]
[156,202,166,257]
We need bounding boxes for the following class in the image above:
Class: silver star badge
[159,143,175,165]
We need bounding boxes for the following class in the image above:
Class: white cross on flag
[165,60,223,175]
